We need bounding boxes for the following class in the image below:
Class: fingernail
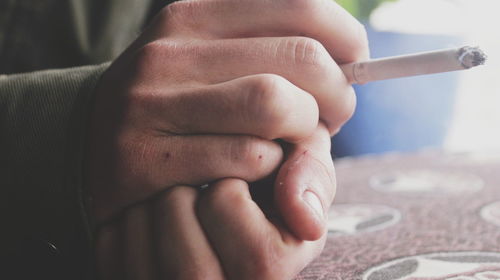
[302,191,324,221]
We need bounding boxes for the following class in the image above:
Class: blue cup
[331,25,464,158]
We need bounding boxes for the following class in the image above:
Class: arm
[0,64,108,278]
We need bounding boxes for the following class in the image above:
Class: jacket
[0,0,172,278]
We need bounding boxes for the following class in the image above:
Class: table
[296,151,500,279]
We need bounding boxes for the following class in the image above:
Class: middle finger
[189,37,356,134]
[158,0,368,64]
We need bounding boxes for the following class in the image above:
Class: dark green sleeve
[0,63,109,279]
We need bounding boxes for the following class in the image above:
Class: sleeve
[0,63,109,279]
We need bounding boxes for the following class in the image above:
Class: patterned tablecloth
[296,151,500,280]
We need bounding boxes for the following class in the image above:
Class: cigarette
[340,46,487,84]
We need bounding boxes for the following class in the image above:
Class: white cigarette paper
[341,46,486,84]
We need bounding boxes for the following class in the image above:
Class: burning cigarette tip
[458,46,487,69]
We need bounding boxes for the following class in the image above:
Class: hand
[96,124,334,280]
[86,0,368,223]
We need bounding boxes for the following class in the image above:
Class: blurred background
[332,0,500,157]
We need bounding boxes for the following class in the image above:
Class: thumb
[274,123,336,241]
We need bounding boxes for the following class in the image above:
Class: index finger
[157,0,369,63]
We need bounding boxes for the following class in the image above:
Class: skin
[96,124,333,280]
[87,0,369,279]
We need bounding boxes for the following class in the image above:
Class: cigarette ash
[458,46,487,68]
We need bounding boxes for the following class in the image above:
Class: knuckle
[134,41,166,72]
[301,113,320,141]
[158,0,203,32]
[199,180,248,212]
[302,92,320,125]
[245,75,289,138]
[138,40,182,63]
[133,40,195,83]
[159,186,197,210]
[248,74,284,96]
[159,1,192,24]
[339,86,357,123]
[328,86,357,134]
[249,74,285,102]
[288,37,331,70]
[123,83,165,120]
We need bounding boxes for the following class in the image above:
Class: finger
[159,0,369,63]
[121,204,156,280]
[159,74,319,142]
[197,178,325,280]
[153,186,224,279]
[275,122,336,241]
[99,134,283,221]
[186,37,356,134]
[147,134,284,189]
[95,221,124,280]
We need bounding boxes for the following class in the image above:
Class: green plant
[336,0,398,19]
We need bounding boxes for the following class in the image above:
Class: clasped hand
[85,0,368,279]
